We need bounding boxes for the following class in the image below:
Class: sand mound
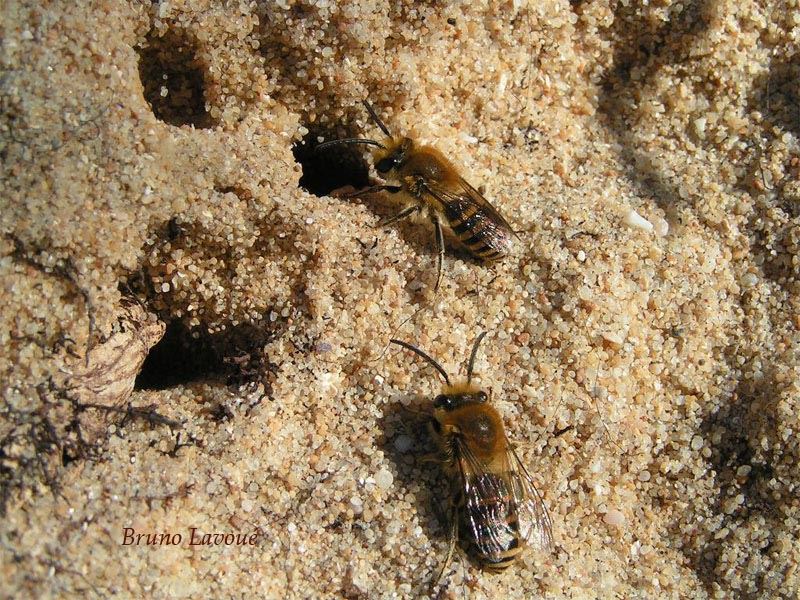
[1,1,798,597]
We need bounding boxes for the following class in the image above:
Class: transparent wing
[507,445,554,552]
[421,178,516,242]
[455,439,552,562]
[456,440,518,561]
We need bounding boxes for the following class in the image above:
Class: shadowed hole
[135,320,221,390]
[293,128,370,197]
[751,57,800,138]
[136,28,216,129]
[134,320,272,390]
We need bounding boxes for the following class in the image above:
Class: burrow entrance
[292,128,371,197]
[136,28,216,129]
[134,318,273,391]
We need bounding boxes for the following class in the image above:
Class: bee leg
[418,452,442,464]
[432,215,445,292]
[511,441,539,453]
[343,184,402,200]
[376,204,419,228]
[432,505,459,590]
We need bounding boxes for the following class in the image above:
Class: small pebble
[694,117,707,138]
[741,272,758,288]
[624,209,654,233]
[393,434,413,453]
[604,509,625,526]
[653,217,669,237]
[375,469,394,490]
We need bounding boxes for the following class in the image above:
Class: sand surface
[1,1,799,598]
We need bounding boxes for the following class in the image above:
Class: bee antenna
[390,339,451,386]
[315,138,387,152]
[362,100,393,139]
[466,331,488,383]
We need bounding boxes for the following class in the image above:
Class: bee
[390,332,552,582]
[317,101,516,291]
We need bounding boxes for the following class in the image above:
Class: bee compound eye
[478,391,488,403]
[376,156,397,174]
[434,394,449,408]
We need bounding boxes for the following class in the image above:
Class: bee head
[432,386,502,453]
[434,388,488,411]
[374,137,413,175]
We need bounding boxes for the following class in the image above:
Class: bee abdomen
[459,229,508,261]
[449,208,510,261]
[481,549,521,571]
[471,532,522,570]
[461,506,523,570]
[476,527,523,569]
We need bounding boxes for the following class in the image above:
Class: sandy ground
[1,0,799,598]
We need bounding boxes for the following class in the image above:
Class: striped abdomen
[454,477,524,570]
[445,203,512,262]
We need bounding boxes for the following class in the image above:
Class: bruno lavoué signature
[122,527,260,547]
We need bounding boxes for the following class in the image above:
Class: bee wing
[507,445,554,552]
[456,439,521,562]
[421,177,517,240]
[456,438,552,564]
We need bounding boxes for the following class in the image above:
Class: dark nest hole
[750,57,800,138]
[135,320,271,390]
[136,28,216,129]
[293,128,371,197]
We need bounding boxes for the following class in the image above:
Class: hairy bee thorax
[401,147,458,184]
[432,384,507,460]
